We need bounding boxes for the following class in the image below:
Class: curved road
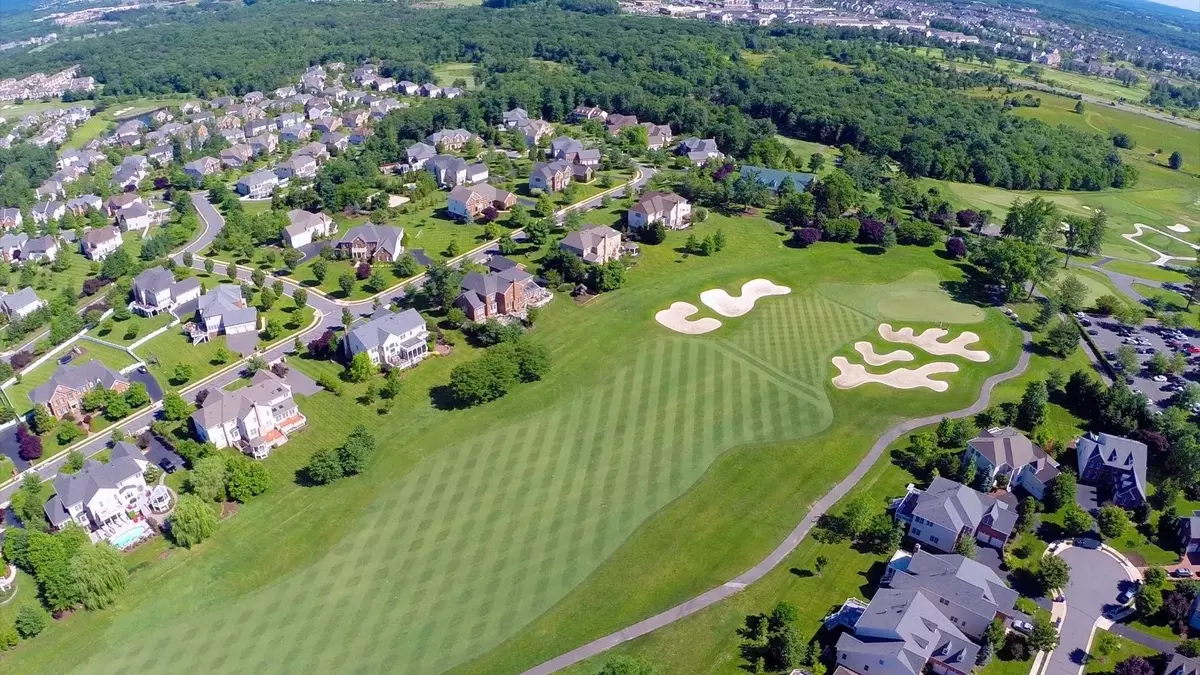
[524,330,1035,675]
[1043,546,1138,675]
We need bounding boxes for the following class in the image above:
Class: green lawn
[3,340,136,415]
[432,61,479,89]
[3,213,1034,675]
[1103,260,1190,284]
[1134,283,1193,313]
[87,311,175,346]
[775,135,840,175]
[1084,630,1161,674]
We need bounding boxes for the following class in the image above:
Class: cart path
[522,329,1034,675]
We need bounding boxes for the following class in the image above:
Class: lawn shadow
[854,245,886,256]
[429,384,465,410]
[941,262,1000,308]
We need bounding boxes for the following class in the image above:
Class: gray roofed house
[1166,653,1200,675]
[345,308,430,369]
[455,264,534,322]
[188,284,258,342]
[966,427,1060,499]
[503,108,529,127]
[893,476,1016,553]
[131,266,202,316]
[190,369,306,458]
[425,128,474,151]
[0,232,29,262]
[836,588,979,675]
[0,286,45,318]
[80,225,122,260]
[741,165,816,192]
[24,235,58,262]
[1076,432,1148,508]
[884,548,1019,640]
[426,154,488,188]
[31,199,65,224]
[43,442,149,531]
[676,137,722,164]
[335,224,404,263]
[283,209,337,248]
[560,225,623,264]
[236,169,279,199]
[30,360,129,420]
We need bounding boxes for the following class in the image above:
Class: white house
[627,191,691,230]
[191,370,307,458]
[131,266,202,316]
[186,284,258,342]
[0,287,46,319]
[117,202,153,233]
[283,209,337,248]
[236,170,279,199]
[345,308,430,370]
[80,225,123,260]
[43,442,149,532]
[964,427,1061,499]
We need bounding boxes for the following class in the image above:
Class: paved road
[1043,546,1138,675]
[1070,258,1167,304]
[523,330,1035,675]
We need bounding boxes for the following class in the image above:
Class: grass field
[775,135,840,176]
[87,311,175,346]
[3,210,1030,675]
[1083,630,1160,674]
[433,62,479,90]
[3,340,136,415]
[1103,260,1190,284]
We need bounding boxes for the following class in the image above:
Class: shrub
[792,227,821,247]
[896,220,940,246]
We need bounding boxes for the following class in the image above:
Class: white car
[1012,620,1033,634]
[1152,375,1168,382]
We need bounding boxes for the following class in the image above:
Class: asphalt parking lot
[1082,314,1199,406]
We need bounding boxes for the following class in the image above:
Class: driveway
[1076,484,1100,515]
[295,240,329,264]
[1043,546,1139,675]
[128,368,164,403]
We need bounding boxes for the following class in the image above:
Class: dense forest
[0,1,1136,191]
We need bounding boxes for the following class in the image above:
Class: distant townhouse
[283,209,337,248]
[0,287,45,318]
[80,225,122,260]
[344,308,430,370]
[273,86,297,99]
[43,442,150,533]
[105,193,143,216]
[36,180,64,200]
[426,155,488,189]
[185,284,258,343]
[322,131,349,153]
[147,143,174,167]
[280,124,312,144]
[419,83,442,98]
[348,127,372,146]
[569,105,608,122]
[455,263,533,322]
[426,128,475,152]
[131,266,202,316]
[30,360,129,420]
[248,133,279,156]
[313,116,341,135]
[294,142,329,164]
[342,109,369,128]
[305,98,333,120]
[397,81,419,96]
[220,143,255,169]
[374,77,396,92]
[965,427,1060,499]
[1076,432,1148,508]
[627,191,691,230]
[191,370,306,459]
[211,96,236,109]
[244,91,265,105]
[447,183,517,221]
[560,225,623,264]
[334,224,404,263]
[530,160,575,193]
[676,137,722,165]
[31,200,65,225]
[274,155,318,181]
[641,123,673,150]
[244,118,273,138]
[66,194,102,216]
[276,112,305,130]
[236,170,280,199]
[183,156,220,183]
[891,476,1017,553]
[515,118,554,147]
[0,207,22,229]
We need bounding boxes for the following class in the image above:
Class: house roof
[0,287,41,314]
[838,588,979,675]
[239,169,278,187]
[889,549,1018,617]
[532,160,571,182]
[969,427,1060,482]
[1166,653,1200,675]
[0,232,29,250]
[630,191,687,215]
[348,308,426,351]
[460,266,531,302]
[30,360,126,406]
[198,284,256,326]
[44,442,146,524]
[912,476,1016,537]
[426,128,473,145]
[191,370,293,430]
[550,136,584,157]
[561,225,620,255]
[678,137,719,154]
[741,165,816,191]
[82,225,120,246]
[1076,432,1148,501]
[26,236,56,255]
[337,224,403,257]
[132,266,176,295]
[285,209,332,238]
[449,183,513,206]
[120,202,150,219]
[427,154,468,175]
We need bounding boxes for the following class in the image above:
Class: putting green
[820,270,986,323]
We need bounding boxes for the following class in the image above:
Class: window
[912,528,922,536]
[951,617,958,623]
[939,598,949,606]
[931,536,939,543]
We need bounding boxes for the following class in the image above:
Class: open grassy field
[1083,629,1160,674]
[3,340,136,415]
[775,135,840,176]
[87,311,175,346]
[1103,260,1190,284]
[3,211,1027,675]
[432,61,479,90]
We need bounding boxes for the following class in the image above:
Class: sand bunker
[1171,224,1191,234]
[699,279,791,318]
[831,357,959,392]
[655,302,722,335]
[854,341,914,366]
[878,324,990,362]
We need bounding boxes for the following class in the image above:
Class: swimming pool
[110,523,150,550]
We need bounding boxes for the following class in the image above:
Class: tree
[808,152,825,173]
[946,237,967,259]
[1018,380,1048,430]
[1092,630,1120,663]
[1097,504,1131,540]
[337,425,375,476]
[70,543,128,610]
[56,420,83,445]
[596,656,660,675]
[225,262,238,281]
[161,391,191,421]
[338,271,355,296]
[291,286,308,310]
[105,391,130,421]
[1028,615,1059,652]
[954,533,977,559]
[170,494,217,547]
[1144,567,1167,588]
[347,351,376,382]
[1044,319,1080,357]
[225,455,270,502]
[1136,585,1163,616]
[1062,211,1107,267]
[312,258,328,282]
[30,404,54,435]
[172,363,194,385]
[1037,555,1071,594]
[189,455,228,502]
[1046,471,1077,511]
[449,349,520,406]
[1062,503,1094,537]
[1074,100,1085,114]
[1115,657,1156,675]
[1058,275,1088,313]
[814,555,828,576]
[14,603,47,638]
[305,448,345,485]
[204,258,215,275]
[1003,196,1058,244]
[1169,152,1183,170]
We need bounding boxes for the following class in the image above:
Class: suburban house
[66,194,103,216]
[105,193,143,216]
[1166,654,1200,675]
[276,112,305,129]
[677,137,722,165]
[530,161,575,193]
[283,209,337,248]
[443,87,464,99]
[426,155,489,189]
[183,156,221,183]
[345,308,430,370]
[406,142,437,170]
[0,287,46,319]
[22,235,58,263]
[244,118,273,138]
[881,547,1020,641]
[43,442,149,533]
[185,285,258,343]
[80,226,123,260]
[549,136,601,166]
[397,81,418,95]
[627,191,691,230]
[570,105,608,122]
[280,124,312,144]
[891,476,1017,553]
[0,207,21,229]
[515,118,554,146]
[335,224,404,263]
[322,131,349,153]
[236,169,280,199]
[455,263,533,322]
[426,128,475,152]
[741,165,816,193]
[1076,432,1148,508]
[560,225,623,264]
[641,123,673,150]
[419,83,443,98]
[30,360,130,420]
[1178,511,1200,564]
[447,183,517,221]
[832,588,979,675]
[605,114,639,135]
[191,369,307,459]
[274,155,318,181]
[0,233,28,262]
[502,107,529,127]
[117,202,154,234]
[147,144,174,166]
[965,427,1060,499]
[249,133,279,156]
[131,266,202,316]
[31,200,65,225]
[219,143,254,169]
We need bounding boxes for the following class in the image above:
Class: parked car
[1088,329,1099,336]
[158,457,177,474]
[1076,537,1102,550]
[1171,568,1195,578]
[1153,375,1169,383]
[1012,620,1033,634]
[1118,583,1139,604]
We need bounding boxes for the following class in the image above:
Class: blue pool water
[110,523,150,549]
